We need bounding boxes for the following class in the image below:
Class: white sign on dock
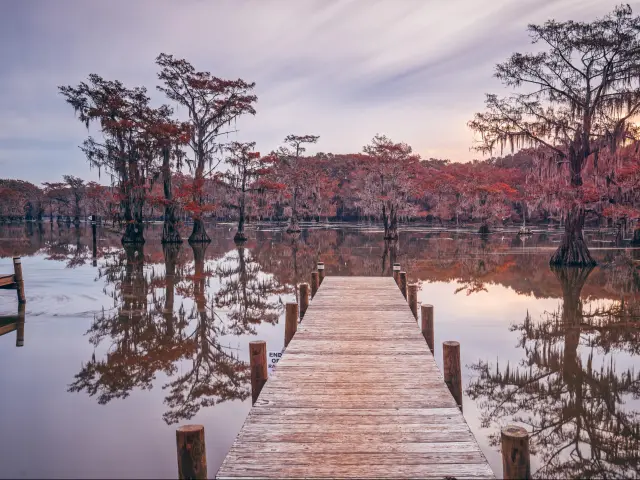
[267,350,283,371]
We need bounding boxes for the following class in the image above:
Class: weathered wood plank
[0,274,16,289]
[216,276,493,479]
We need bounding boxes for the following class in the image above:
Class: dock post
[13,257,25,304]
[392,263,401,285]
[285,302,299,348]
[311,271,319,298]
[249,341,268,405]
[421,304,434,352]
[443,341,462,410]
[501,425,531,479]
[92,216,97,261]
[176,425,207,479]
[299,283,309,319]
[407,284,418,319]
[16,303,25,347]
[399,271,407,299]
[317,262,325,285]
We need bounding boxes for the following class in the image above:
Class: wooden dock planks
[217,276,494,479]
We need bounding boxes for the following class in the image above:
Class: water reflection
[467,263,640,478]
[1,223,639,477]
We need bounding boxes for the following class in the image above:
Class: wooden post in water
[407,284,418,320]
[421,304,434,352]
[16,303,25,347]
[443,341,462,410]
[393,263,401,286]
[285,302,299,348]
[176,424,207,480]
[13,257,25,304]
[249,341,268,405]
[317,262,325,285]
[299,283,309,319]
[399,271,407,299]
[91,216,97,260]
[311,271,319,298]
[501,425,531,479]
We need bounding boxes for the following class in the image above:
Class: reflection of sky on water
[0,224,638,478]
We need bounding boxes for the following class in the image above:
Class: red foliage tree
[355,135,421,240]
[156,53,257,243]
[469,5,640,266]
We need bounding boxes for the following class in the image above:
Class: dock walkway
[217,276,493,479]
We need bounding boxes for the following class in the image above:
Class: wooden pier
[216,276,494,479]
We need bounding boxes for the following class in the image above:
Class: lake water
[0,223,638,478]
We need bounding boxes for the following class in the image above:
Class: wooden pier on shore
[215,275,494,479]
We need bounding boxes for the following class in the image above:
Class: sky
[0,0,635,185]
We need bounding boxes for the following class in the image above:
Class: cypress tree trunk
[549,205,596,266]
[161,149,182,244]
[189,217,211,243]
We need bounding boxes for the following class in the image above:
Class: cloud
[0,0,633,184]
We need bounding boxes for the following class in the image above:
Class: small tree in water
[221,142,277,243]
[357,134,420,240]
[469,5,640,266]
[273,134,320,233]
[156,53,257,244]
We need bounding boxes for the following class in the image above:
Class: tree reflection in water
[66,236,286,424]
[467,263,640,479]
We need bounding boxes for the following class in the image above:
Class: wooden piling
[13,257,25,304]
[285,302,299,348]
[317,262,325,285]
[311,271,319,298]
[92,217,97,257]
[399,271,407,299]
[176,424,207,480]
[392,263,401,285]
[16,303,25,347]
[249,341,267,405]
[421,304,434,352]
[407,283,418,319]
[299,283,309,319]
[443,341,462,409]
[501,425,531,479]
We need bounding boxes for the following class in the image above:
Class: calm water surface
[0,223,638,478]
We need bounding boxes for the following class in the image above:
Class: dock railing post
[299,283,309,319]
[249,341,268,405]
[393,263,401,285]
[399,271,407,299]
[407,284,418,319]
[176,425,207,479]
[317,262,325,285]
[311,271,319,298]
[501,425,531,479]
[443,341,463,410]
[285,302,299,348]
[421,304,434,352]
[13,257,25,304]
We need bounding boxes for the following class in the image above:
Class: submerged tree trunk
[550,205,596,266]
[161,149,182,244]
